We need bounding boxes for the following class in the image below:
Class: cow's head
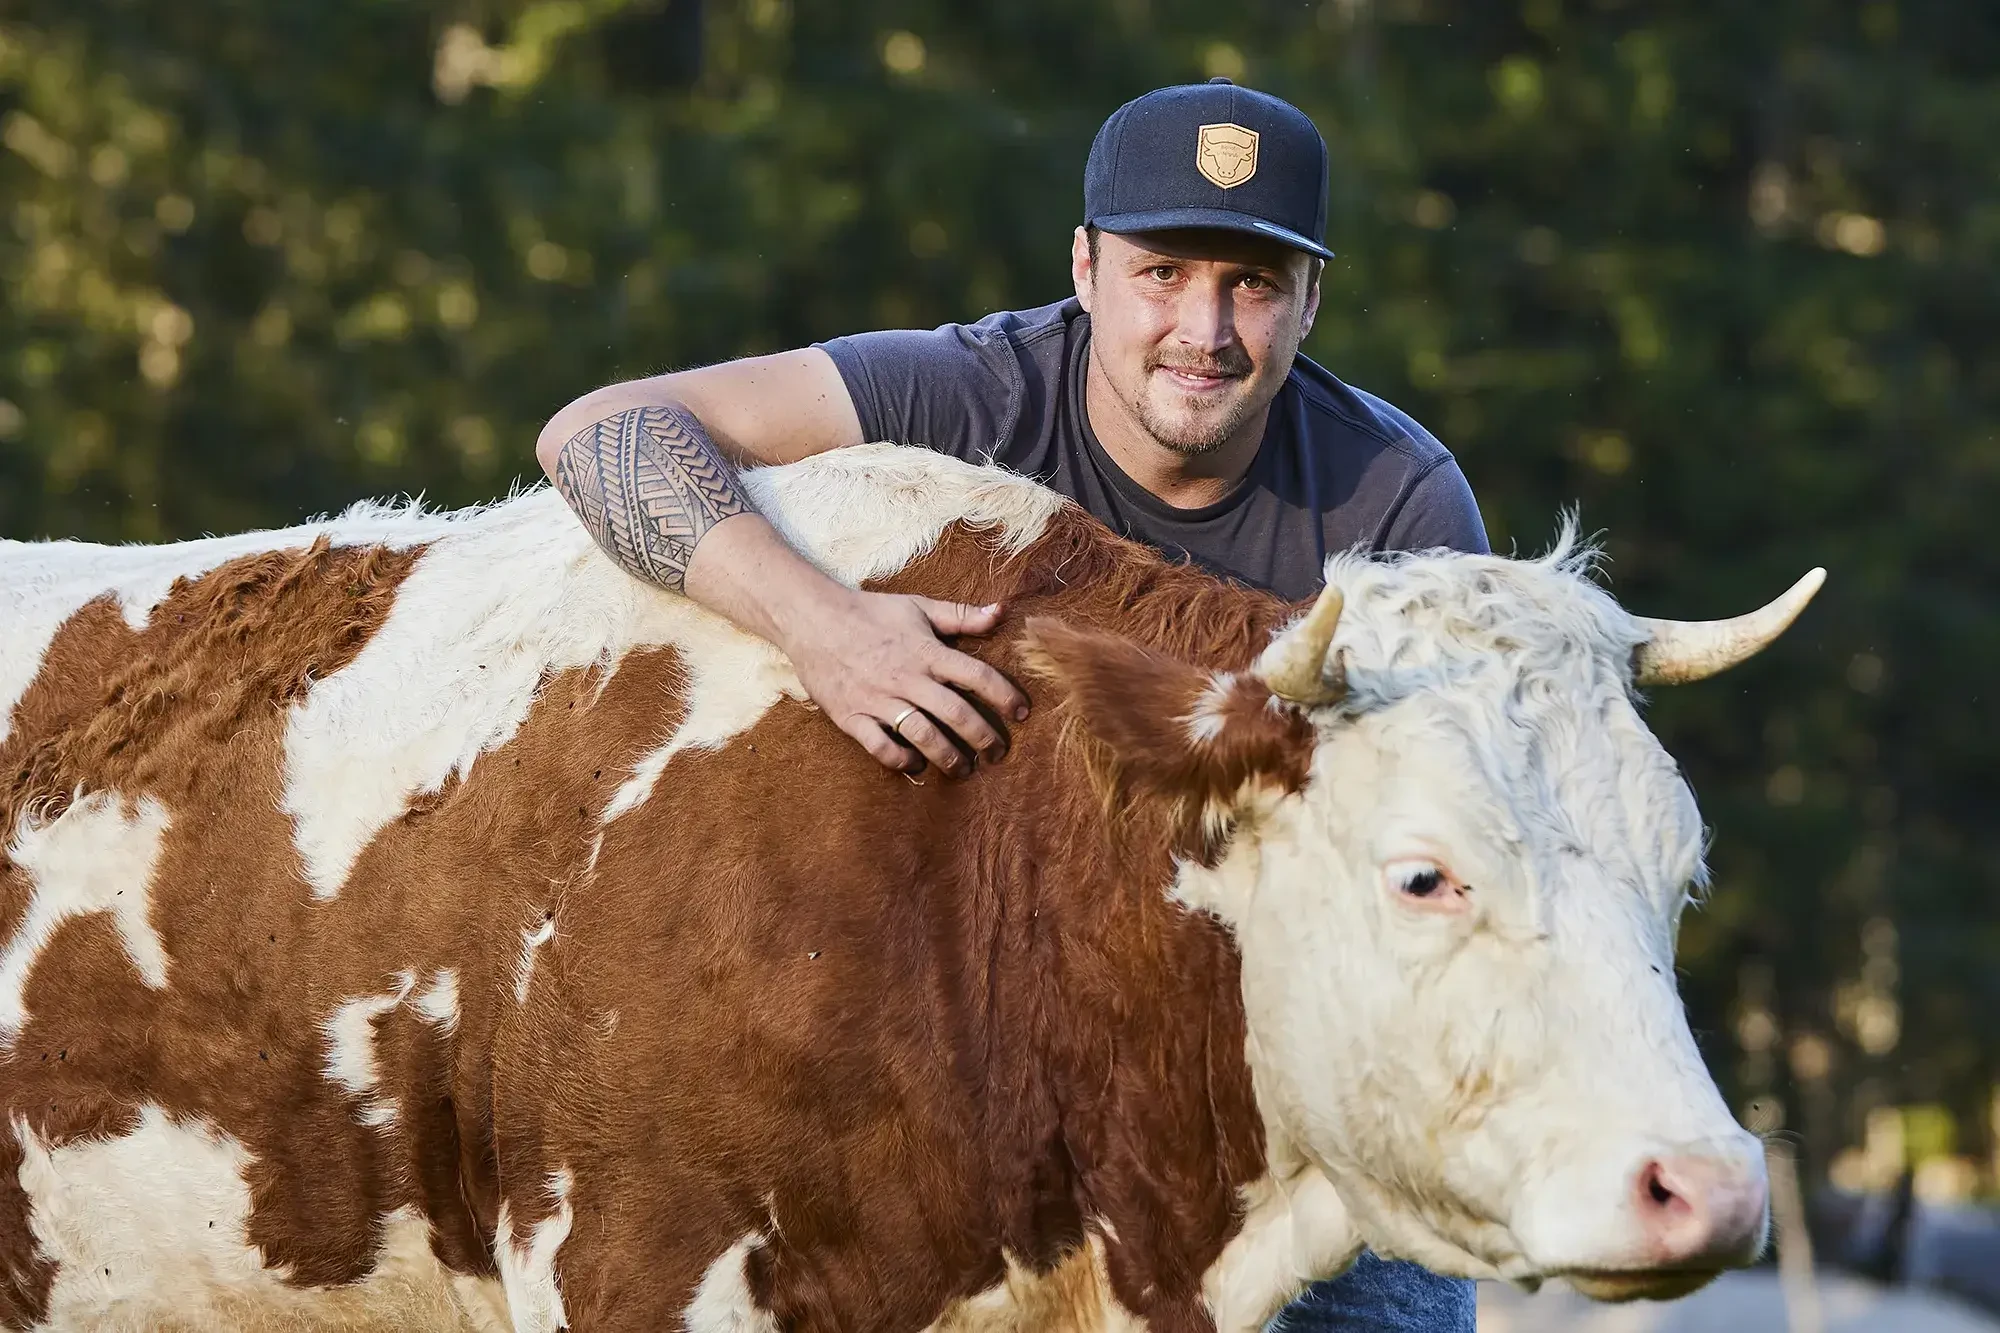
[1023,537,1824,1302]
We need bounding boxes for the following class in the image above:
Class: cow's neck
[886,516,1311,1325]
[1027,802,1270,1329]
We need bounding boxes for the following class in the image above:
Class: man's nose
[1173,278,1238,353]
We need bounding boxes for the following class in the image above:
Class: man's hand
[680,511,1027,778]
[775,588,1027,777]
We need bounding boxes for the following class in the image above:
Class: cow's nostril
[1630,1153,1768,1269]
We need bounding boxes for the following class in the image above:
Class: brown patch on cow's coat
[5,501,1314,1331]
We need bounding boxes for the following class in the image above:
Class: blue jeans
[1265,1252,1476,1331]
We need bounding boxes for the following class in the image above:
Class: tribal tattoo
[551,403,750,594]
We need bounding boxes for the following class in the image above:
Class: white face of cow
[1148,545,1823,1299]
[1221,686,1763,1296]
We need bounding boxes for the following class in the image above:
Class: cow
[0,443,1820,1332]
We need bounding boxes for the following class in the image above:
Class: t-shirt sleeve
[1381,458,1490,555]
[816,324,1021,465]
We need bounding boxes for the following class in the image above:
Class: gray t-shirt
[818,299,1487,602]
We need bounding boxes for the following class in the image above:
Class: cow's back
[0,449,1071,1332]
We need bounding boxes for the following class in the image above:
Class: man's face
[1073,227,1321,457]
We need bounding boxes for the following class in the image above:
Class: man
[536,79,1483,1332]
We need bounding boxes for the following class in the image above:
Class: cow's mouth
[1562,1268,1723,1303]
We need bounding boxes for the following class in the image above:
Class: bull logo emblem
[1196,122,1260,189]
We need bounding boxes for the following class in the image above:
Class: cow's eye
[1403,868,1444,897]
[1383,858,1468,911]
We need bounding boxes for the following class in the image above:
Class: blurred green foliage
[2,0,1995,1187]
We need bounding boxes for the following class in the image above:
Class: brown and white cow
[0,444,1818,1331]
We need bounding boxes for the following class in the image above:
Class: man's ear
[1071,226,1095,313]
[1017,616,1316,809]
[1300,258,1323,339]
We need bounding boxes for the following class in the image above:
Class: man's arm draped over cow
[538,356,1026,781]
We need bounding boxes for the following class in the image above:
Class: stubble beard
[1133,384,1263,458]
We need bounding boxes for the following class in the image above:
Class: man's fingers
[905,678,1006,763]
[800,588,1026,779]
[927,647,1031,725]
[839,711,920,774]
[883,703,970,778]
[914,596,1004,637]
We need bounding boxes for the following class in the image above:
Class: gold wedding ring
[890,705,920,737]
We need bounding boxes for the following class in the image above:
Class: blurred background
[1,0,1995,1323]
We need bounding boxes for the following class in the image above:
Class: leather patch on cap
[1195,122,1260,188]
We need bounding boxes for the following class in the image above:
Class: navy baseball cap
[1084,78,1334,261]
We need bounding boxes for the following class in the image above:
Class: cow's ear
[1018,617,1316,810]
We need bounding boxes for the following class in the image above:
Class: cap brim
[1092,207,1335,261]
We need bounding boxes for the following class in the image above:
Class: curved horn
[1260,585,1349,706]
[1632,568,1826,686]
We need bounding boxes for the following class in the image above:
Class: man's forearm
[548,402,749,596]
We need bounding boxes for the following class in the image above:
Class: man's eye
[1240,274,1272,291]
[1148,265,1178,282]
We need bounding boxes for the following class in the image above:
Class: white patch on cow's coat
[16,1104,504,1327]
[497,1168,575,1333]
[320,966,459,1126]
[684,1232,779,1333]
[321,970,417,1127]
[279,491,613,900]
[0,790,171,1041]
[749,443,1067,588]
[513,914,557,1004]
[0,580,108,751]
[16,1103,292,1318]
[416,966,461,1033]
[452,1272,518,1333]
[1201,1152,1362,1332]
[322,971,417,1094]
[924,1238,1144,1333]
[1183,672,1238,747]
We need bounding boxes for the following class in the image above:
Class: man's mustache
[1149,347,1254,378]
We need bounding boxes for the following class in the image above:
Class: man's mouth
[1154,365,1242,393]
